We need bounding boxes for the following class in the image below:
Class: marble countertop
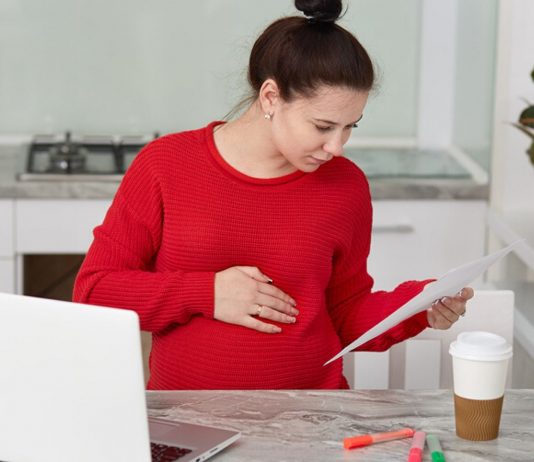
[146,389,534,461]
[0,145,489,200]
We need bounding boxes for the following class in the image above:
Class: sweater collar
[205,121,306,186]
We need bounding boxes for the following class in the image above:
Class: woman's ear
[258,79,280,116]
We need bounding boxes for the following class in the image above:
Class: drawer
[15,200,111,254]
[369,200,487,290]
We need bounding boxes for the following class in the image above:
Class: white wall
[490,0,534,212]
[452,0,498,171]
[345,0,421,138]
[0,0,420,137]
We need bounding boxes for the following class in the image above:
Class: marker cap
[431,452,446,462]
[408,448,423,462]
[343,435,372,449]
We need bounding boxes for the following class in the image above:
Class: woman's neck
[213,105,297,179]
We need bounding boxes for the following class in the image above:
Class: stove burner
[47,132,88,174]
[21,131,159,181]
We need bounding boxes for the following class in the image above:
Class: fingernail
[457,289,464,297]
[291,300,297,307]
[441,296,449,304]
[291,308,299,316]
[273,326,281,333]
[266,278,273,284]
[288,317,296,323]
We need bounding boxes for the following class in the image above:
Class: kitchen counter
[146,389,534,462]
[0,145,489,200]
[0,147,120,199]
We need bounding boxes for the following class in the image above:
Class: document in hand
[324,240,522,366]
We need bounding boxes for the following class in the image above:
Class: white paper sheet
[324,240,523,366]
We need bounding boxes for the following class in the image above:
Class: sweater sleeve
[72,145,215,332]
[326,174,431,352]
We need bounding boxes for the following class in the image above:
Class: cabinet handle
[372,224,415,234]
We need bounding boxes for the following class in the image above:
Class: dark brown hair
[248,0,374,101]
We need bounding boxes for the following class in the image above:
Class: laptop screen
[0,293,152,462]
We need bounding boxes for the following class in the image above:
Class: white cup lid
[449,331,512,361]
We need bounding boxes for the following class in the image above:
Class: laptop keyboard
[151,442,193,461]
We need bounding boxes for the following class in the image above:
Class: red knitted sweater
[73,121,430,390]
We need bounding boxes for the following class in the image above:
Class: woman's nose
[323,136,344,157]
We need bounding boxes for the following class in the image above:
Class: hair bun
[295,0,343,23]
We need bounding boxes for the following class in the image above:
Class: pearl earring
[264,113,272,120]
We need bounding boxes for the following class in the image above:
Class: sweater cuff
[413,310,431,329]
[401,279,435,334]
[400,310,430,342]
[175,271,216,319]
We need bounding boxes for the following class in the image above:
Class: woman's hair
[248,0,374,101]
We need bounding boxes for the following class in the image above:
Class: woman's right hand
[214,266,298,333]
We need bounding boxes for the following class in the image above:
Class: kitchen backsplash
[0,0,422,136]
[0,0,496,171]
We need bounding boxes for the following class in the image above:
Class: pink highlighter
[408,431,426,462]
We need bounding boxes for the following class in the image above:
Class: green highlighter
[426,434,446,462]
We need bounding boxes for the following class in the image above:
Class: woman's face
[269,85,369,172]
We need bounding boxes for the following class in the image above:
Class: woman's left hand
[426,287,474,330]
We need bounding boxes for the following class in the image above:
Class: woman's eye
[316,125,332,132]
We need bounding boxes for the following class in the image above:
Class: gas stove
[17,131,158,182]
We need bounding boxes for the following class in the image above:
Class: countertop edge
[0,179,489,201]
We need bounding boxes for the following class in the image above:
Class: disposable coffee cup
[449,331,512,441]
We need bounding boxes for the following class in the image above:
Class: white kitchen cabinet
[0,199,14,257]
[346,199,487,389]
[369,200,487,290]
[0,259,15,293]
[0,200,15,293]
[15,200,111,254]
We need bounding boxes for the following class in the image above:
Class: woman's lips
[310,156,329,165]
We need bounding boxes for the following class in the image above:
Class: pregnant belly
[148,315,343,389]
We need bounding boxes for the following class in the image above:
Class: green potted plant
[513,67,534,165]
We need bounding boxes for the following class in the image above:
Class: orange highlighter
[408,431,426,462]
[344,427,415,449]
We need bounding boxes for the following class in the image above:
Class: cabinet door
[0,200,14,257]
[369,200,487,291]
[0,258,15,293]
[15,200,111,254]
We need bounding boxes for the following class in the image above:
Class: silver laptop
[0,292,240,462]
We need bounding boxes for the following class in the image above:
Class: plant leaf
[528,142,534,166]
[512,122,534,140]
[519,106,534,128]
